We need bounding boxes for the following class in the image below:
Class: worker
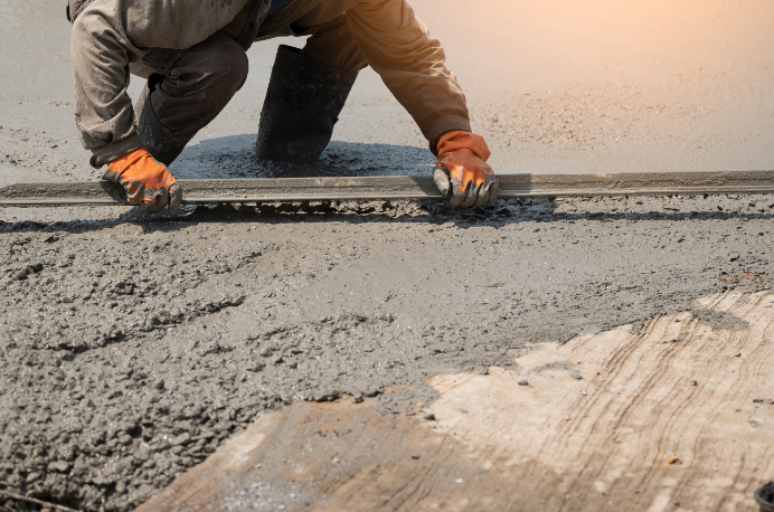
[66,0,499,216]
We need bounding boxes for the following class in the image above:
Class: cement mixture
[2,197,774,511]
[1,0,774,510]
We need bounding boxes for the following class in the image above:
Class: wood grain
[134,291,774,512]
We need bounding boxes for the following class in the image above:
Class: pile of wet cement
[1,195,774,511]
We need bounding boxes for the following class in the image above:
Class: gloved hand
[103,148,182,217]
[433,131,499,208]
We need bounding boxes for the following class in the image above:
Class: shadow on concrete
[170,136,433,180]
[2,199,774,235]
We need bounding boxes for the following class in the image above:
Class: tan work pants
[132,2,365,141]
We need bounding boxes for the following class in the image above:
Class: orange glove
[433,131,499,208]
[103,148,182,217]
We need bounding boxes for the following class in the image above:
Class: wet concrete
[135,290,774,512]
[2,0,774,510]
[2,196,774,510]
[692,308,750,331]
[2,0,774,189]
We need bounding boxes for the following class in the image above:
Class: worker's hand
[433,131,499,208]
[103,148,182,217]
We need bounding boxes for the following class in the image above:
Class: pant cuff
[89,134,144,169]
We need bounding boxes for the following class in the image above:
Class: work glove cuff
[437,131,492,162]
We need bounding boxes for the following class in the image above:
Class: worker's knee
[210,33,249,93]
[183,32,249,95]
[211,34,250,93]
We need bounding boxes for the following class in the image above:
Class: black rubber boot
[134,84,191,166]
[255,45,358,163]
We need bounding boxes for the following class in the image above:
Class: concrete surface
[133,290,774,512]
[1,0,774,511]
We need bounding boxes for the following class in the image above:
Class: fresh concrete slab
[133,290,774,512]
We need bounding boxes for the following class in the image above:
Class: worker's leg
[294,8,368,73]
[132,31,249,165]
[255,3,366,162]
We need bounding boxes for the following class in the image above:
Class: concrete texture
[134,290,774,512]
[1,0,774,511]
[2,197,774,511]
[2,0,774,189]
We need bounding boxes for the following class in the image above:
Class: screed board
[3,170,774,207]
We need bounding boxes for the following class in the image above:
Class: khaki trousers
[132,1,365,141]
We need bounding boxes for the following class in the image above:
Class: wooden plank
[135,290,774,512]
[2,170,774,207]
